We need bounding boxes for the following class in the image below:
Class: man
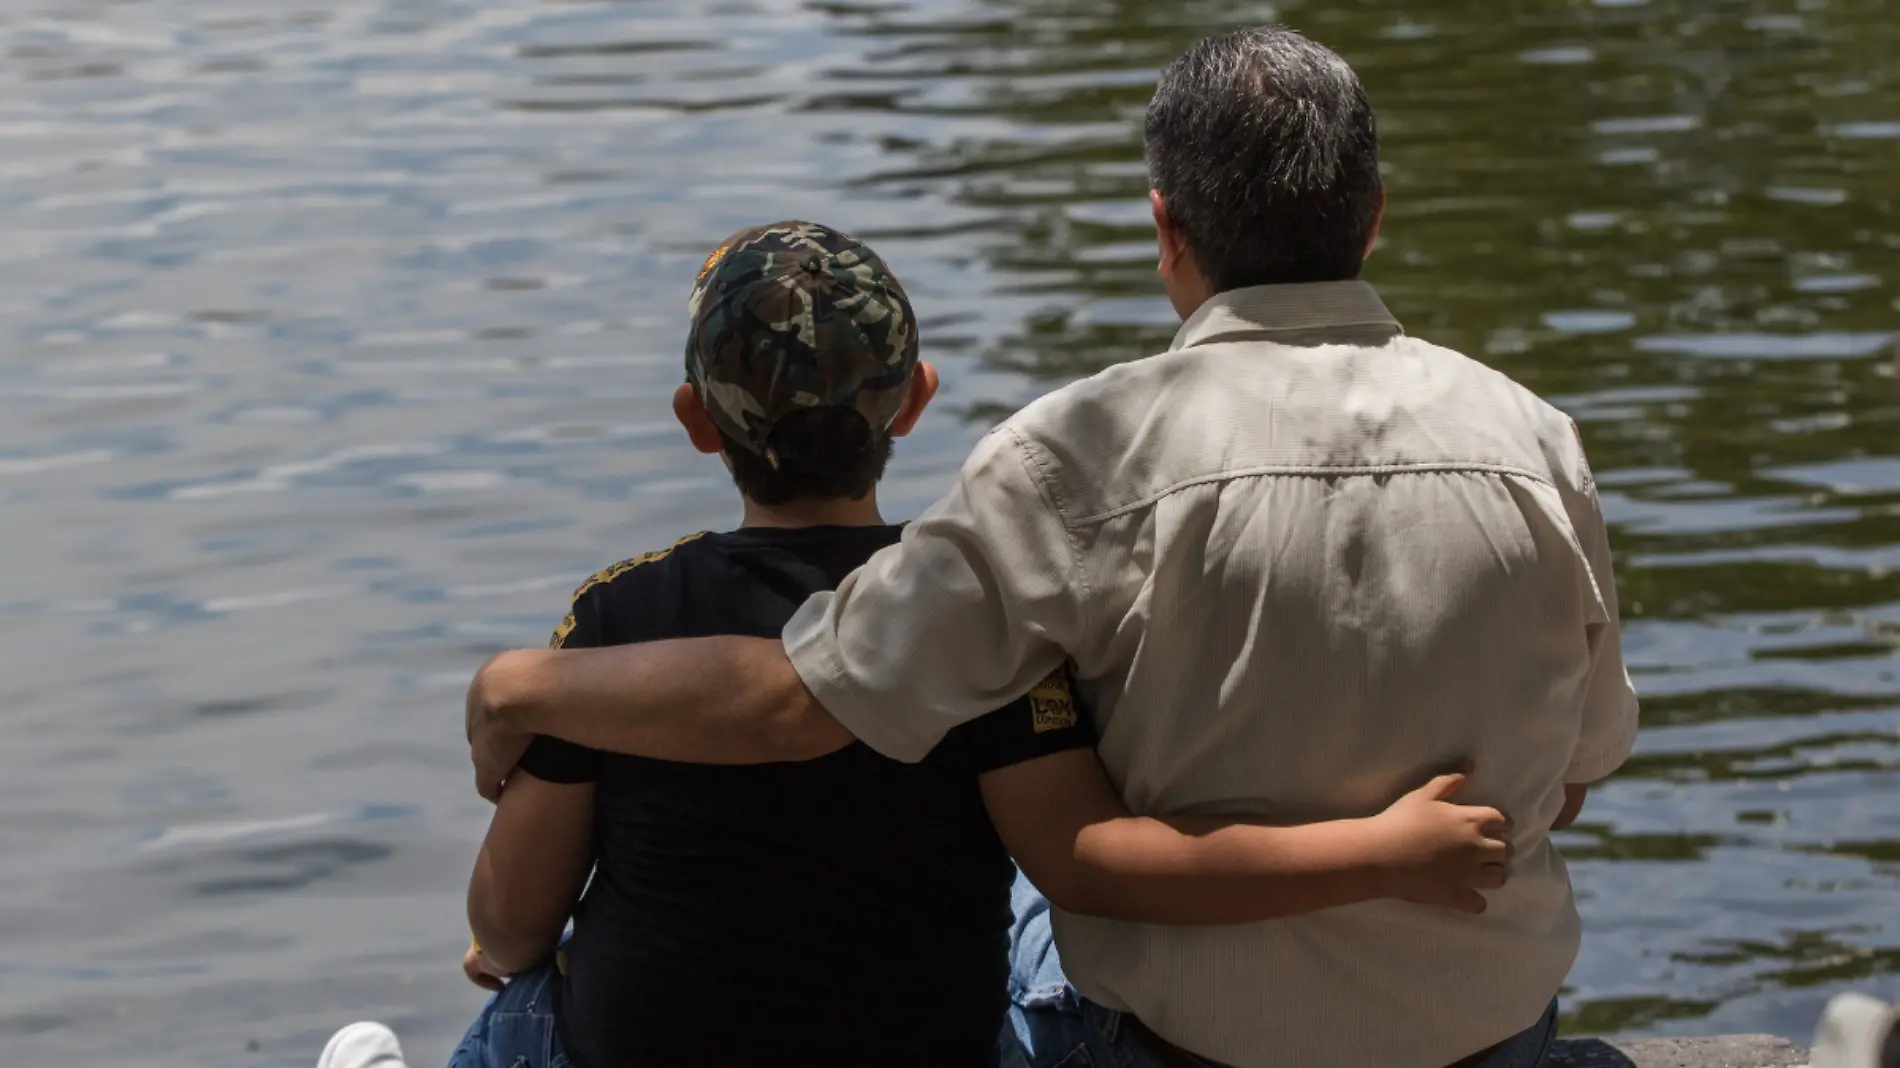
[467,25,1639,1068]
[446,220,1514,1068]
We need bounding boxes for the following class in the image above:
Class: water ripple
[1,0,1896,1063]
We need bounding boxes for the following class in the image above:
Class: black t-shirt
[516,525,1095,1068]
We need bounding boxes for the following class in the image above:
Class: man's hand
[1366,773,1513,915]
[467,650,541,802]
[461,942,506,992]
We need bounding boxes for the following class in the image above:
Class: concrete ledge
[1551,1035,1808,1068]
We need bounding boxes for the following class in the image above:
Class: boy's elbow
[482,937,555,977]
[468,896,557,972]
[1041,877,1134,921]
[1039,879,1108,919]
[469,912,558,974]
[1008,853,1104,920]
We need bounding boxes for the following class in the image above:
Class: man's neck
[740,491,886,530]
[1171,276,1368,325]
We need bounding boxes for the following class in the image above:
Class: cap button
[801,254,825,274]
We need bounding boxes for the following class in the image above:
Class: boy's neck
[740,491,886,530]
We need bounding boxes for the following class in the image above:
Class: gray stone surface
[1550,1035,1809,1068]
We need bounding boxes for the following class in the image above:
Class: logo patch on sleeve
[1028,671,1078,733]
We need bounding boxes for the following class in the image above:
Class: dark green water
[0,1,1894,1063]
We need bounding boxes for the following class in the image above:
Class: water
[0,0,1895,1064]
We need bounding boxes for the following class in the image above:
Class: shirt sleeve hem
[1565,699,1640,783]
[782,596,937,765]
[515,738,601,785]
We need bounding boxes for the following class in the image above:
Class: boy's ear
[673,383,727,455]
[887,361,940,439]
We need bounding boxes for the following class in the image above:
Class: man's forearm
[477,637,854,765]
[1062,816,1390,925]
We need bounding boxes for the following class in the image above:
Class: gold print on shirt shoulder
[549,612,579,649]
[547,532,709,649]
[1028,669,1078,734]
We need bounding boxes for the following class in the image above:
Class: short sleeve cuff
[517,735,601,784]
[1565,694,1639,783]
[783,592,939,765]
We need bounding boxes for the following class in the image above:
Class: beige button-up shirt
[784,281,1639,1068]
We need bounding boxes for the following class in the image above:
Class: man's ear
[1151,189,1191,280]
[673,383,726,455]
[1363,186,1386,261]
[888,362,940,438]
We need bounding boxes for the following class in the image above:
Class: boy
[448,222,1513,1068]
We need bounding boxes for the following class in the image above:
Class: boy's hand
[1368,773,1513,915]
[462,942,506,992]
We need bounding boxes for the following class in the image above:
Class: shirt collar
[1169,280,1405,350]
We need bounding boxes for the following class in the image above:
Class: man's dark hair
[1145,26,1383,292]
[718,405,893,506]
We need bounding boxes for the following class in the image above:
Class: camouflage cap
[685,221,920,459]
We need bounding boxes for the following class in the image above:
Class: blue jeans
[446,961,570,1068]
[998,871,1559,1068]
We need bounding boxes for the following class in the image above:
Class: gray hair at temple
[1144,26,1384,293]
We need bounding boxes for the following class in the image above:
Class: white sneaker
[316,1022,411,1068]
[1812,993,1900,1068]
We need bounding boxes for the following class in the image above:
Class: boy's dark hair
[1145,26,1383,293]
[718,404,893,506]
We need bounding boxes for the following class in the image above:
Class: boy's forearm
[465,772,598,975]
[466,859,563,975]
[983,750,1400,926]
[1063,816,1391,925]
[477,638,853,765]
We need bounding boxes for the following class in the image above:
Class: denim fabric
[1476,1001,1559,1068]
[446,962,569,1068]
